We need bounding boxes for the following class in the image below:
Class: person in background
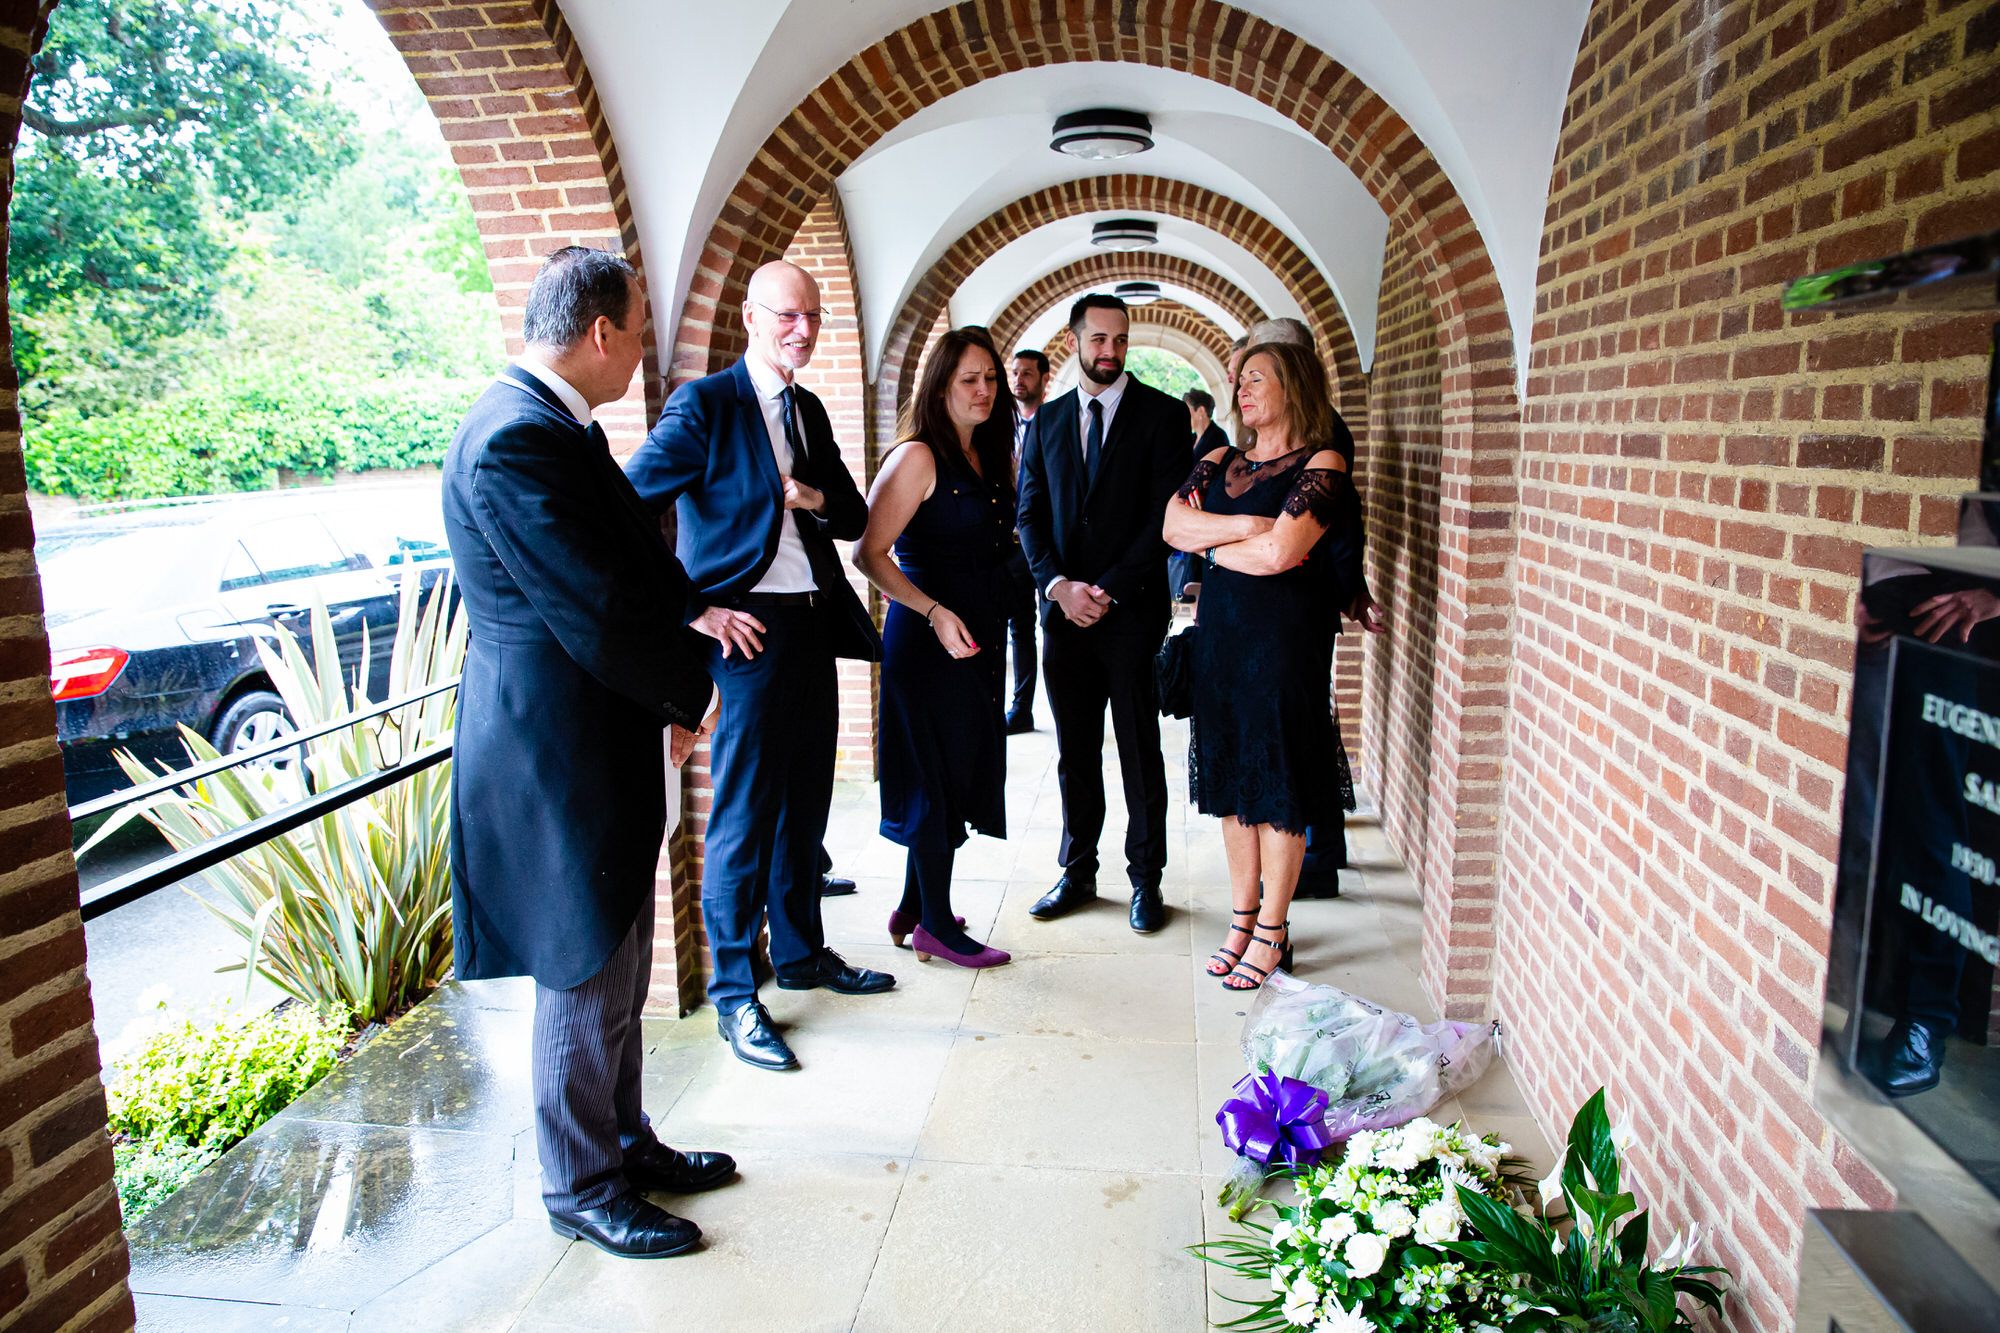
[443,246,732,1259]
[1002,349,1050,732]
[1172,389,1229,602]
[1016,294,1191,935]
[625,260,891,1075]
[854,327,1019,969]
[1165,340,1364,990]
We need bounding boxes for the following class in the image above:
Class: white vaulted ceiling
[556,0,1591,392]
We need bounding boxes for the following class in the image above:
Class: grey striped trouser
[531,894,659,1212]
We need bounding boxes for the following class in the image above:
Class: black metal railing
[74,677,459,921]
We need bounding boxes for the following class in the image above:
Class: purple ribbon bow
[1216,1070,1335,1168]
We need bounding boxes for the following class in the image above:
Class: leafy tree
[10,0,356,372]
[1124,346,1207,402]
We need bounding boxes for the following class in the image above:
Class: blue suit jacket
[624,358,882,662]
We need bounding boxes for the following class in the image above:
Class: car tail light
[50,646,130,701]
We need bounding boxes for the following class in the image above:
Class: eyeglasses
[749,300,825,327]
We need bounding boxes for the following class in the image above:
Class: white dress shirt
[743,354,818,594]
[1043,372,1130,596]
[515,357,591,426]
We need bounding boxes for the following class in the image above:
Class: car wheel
[209,690,298,776]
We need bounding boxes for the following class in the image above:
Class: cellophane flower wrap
[1198,1117,1533,1333]
[1220,974,1497,1214]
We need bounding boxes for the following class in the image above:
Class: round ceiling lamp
[1050,108,1154,160]
[1091,218,1158,251]
[1113,281,1163,306]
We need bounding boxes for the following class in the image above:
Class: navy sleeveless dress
[1185,445,1360,835]
[878,443,1012,849]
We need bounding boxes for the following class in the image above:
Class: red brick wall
[1500,1,1999,1327]
[785,197,878,784]
[989,254,1266,365]
[1358,230,1446,854]
[0,4,137,1330]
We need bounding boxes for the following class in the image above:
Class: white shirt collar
[514,357,592,427]
[1078,371,1129,410]
[744,352,795,402]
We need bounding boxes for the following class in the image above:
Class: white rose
[1344,1133,1377,1169]
[1327,1173,1359,1206]
[1377,1137,1422,1172]
[1415,1199,1462,1245]
[1343,1231,1391,1278]
[1315,1212,1359,1248]
[1370,1200,1416,1238]
[1402,1119,1441,1161]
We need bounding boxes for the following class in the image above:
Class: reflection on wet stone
[128,1118,514,1309]
[278,997,534,1136]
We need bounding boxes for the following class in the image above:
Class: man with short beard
[625,260,890,1073]
[1016,294,1191,934]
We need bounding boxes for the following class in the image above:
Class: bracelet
[1203,547,1217,569]
[924,602,941,626]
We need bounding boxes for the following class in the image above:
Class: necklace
[1241,443,1308,473]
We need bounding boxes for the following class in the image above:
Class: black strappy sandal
[1205,908,1257,977]
[1223,918,1294,990]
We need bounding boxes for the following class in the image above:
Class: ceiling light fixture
[1051,108,1154,160]
[1114,281,1163,306]
[1091,218,1159,251]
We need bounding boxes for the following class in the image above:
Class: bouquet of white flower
[1195,1116,1533,1333]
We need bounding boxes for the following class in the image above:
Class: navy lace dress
[1185,446,1359,834]
[878,444,1012,848]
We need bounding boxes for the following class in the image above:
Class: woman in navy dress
[1162,341,1362,990]
[854,327,1017,968]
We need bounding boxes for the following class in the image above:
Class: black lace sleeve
[1176,458,1222,505]
[1281,466,1350,527]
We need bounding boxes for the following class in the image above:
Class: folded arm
[1206,452,1353,578]
[1163,448,1272,552]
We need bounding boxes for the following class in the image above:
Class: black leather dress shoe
[625,1141,737,1194]
[1129,885,1166,934]
[719,1000,799,1070]
[775,948,895,995]
[548,1190,701,1258]
[1877,1020,1947,1097]
[1029,875,1097,920]
[1292,872,1342,901]
[1005,710,1034,734]
[821,872,857,897]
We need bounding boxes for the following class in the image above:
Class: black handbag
[1155,623,1196,719]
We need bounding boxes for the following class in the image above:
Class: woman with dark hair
[854,328,1018,968]
[1162,340,1363,990]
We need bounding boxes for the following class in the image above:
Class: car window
[218,542,264,592]
[36,528,181,617]
[238,517,351,584]
[327,502,451,570]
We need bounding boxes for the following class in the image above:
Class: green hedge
[25,370,487,501]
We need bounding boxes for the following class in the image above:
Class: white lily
[1609,1118,1636,1153]
[1537,1149,1566,1212]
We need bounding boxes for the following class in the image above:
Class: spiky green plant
[89,571,465,1025]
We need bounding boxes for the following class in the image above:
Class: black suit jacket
[624,358,882,663]
[1016,376,1192,639]
[443,365,712,987]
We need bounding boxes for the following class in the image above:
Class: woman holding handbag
[1161,341,1362,990]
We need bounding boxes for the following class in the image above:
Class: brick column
[0,5,137,1330]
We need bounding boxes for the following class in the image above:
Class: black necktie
[779,384,808,481]
[586,420,609,455]
[1085,397,1104,487]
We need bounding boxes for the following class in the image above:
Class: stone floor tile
[128,1119,514,1309]
[345,1217,566,1333]
[657,1025,954,1157]
[983,879,1194,956]
[1196,1040,1254,1180]
[822,881,1010,959]
[854,1160,1207,1333]
[752,941,978,1035]
[438,975,535,1012]
[960,952,1194,1043]
[277,1001,533,1137]
[134,1293,350,1332]
[917,1034,1200,1175]
[510,1148,906,1333]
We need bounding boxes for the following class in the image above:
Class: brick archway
[989,254,1264,373]
[877,175,1364,433]
[671,2,1523,1016]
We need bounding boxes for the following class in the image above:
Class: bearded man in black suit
[1015,293,1191,934]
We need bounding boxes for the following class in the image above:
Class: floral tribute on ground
[1194,1089,1733,1333]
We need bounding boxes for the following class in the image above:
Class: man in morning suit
[443,247,732,1260]
[625,260,890,1074]
[1016,293,1192,935]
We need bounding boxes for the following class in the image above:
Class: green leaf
[1566,1088,1621,1198]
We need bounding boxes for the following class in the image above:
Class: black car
[39,484,453,807]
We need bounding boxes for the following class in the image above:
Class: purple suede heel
[910,924,1010,969]
[887,909,965,949]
